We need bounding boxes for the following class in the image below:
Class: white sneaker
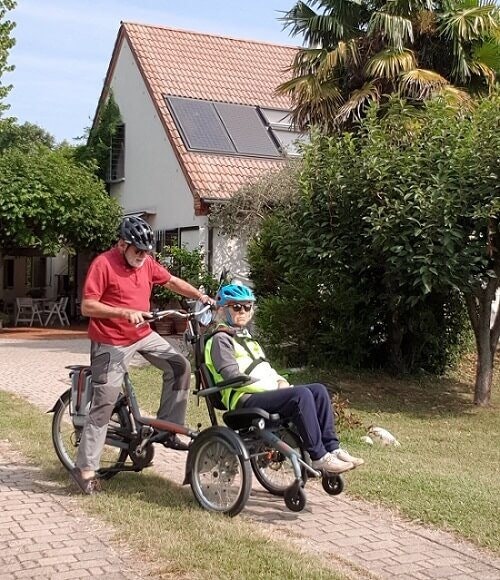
[311,452,354,474]
[332,448,364,467]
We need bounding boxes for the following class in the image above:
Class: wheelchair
[183,311,345,517]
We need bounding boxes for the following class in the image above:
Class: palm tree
[278,0,500,131]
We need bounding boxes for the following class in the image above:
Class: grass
[0,389,345,580]
[129,355,500,555]
[292,354,500,554]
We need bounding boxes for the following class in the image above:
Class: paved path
[0,441,149,580]
[1,335,500,580]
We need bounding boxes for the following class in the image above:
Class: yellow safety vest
[205,327,276,410]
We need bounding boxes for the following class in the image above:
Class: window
[155,229,180,253]
[2,258,14,289]
[259,108,309,157]
[165,96,280,158]
[25,257,47,289]
[108,123,125,182]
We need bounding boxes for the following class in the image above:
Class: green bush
[153,245,218,307]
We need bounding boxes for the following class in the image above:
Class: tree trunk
[387,309,405,375]
[465,278,500,406]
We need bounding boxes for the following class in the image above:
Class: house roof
[108,23,298,211]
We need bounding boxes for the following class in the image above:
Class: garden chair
[43,296,70,327]
[14,297,43,327]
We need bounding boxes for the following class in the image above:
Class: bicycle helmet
[216,284,256,306]
[119,216,154,251]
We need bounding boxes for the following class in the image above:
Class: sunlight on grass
[286,358,500,554]
[129,362,500,553]
[0,390,344,580]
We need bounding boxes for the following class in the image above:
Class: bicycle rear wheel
[51,388,130,480]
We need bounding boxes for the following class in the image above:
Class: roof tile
[122,23,298,202]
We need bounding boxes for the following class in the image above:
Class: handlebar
[136,303,213,328]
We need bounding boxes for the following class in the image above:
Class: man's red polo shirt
[83,247,171,346]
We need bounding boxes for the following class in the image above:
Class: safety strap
[233,335,268,375]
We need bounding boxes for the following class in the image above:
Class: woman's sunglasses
[228,303,253,313]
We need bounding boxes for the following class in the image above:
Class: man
[205,284,364,475]
[71,216,212,494]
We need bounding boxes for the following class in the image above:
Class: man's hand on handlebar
[123,309,153,325]
[199,293,216,306]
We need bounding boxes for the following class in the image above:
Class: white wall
[108,41,250,280]
[211,229,250,282]
[109,40,206,234]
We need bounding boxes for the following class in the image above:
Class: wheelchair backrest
[193,332,227,411]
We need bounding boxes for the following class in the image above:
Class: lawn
[0,389,345,580]
[130,352,500,554]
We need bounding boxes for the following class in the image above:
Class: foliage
[153,244,219,306]
[249,94,499,381]
[0,118,55,152]
[209,161,301,238]
[0,145,122,254]
[0,0,15,115]
[74,91,122,182]
[278,0,500,131]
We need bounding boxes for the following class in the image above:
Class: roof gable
[113,22,298,209]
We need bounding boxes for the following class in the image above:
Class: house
[94,22,301,279]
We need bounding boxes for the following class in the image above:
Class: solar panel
[215,102,280,157]
[166,96,235,153]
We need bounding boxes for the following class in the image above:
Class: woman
[205,284,364,475]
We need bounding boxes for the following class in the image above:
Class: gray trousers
[76,331,191,471]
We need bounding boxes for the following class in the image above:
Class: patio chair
[43,296,70,327]
[14,297,44,327]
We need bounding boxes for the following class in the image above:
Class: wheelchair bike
[49,304,344,517]
[183,308,345,516]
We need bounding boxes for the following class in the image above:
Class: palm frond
[289,47,329,77]
[276,73,344,131]
[381,0,434,17]
[398,68,449,99]
[280,1,356,45]
[433,85,473,109]
[366,48,416,78]
[472,40,500,78]
[368,11,414,49]
[335,81,380,124]
[439,2,500,42]
[317,39,362,77]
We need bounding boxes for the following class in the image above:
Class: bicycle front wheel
[51,388,130,480]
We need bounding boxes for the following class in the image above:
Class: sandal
[69,468,102,495]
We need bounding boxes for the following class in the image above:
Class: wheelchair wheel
[284,483,306,512]
[51,388,130,480]
[322,473,345,495]
[250,428,307,496]
[190,431,251,517]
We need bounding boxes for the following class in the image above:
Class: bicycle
[50,304,254,516]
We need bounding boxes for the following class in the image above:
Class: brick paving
[0,441,149,580]
[1,332,499,580]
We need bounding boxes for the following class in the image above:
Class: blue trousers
[241,383,339,460]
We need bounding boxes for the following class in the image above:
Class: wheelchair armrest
[197,374,256,398]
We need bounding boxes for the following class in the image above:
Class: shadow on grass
[290,359,492,420]
[44,463,199,511]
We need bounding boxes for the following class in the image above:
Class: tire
[51,389,130,480]
[322,473,345,495]
[250,428,307,496]
[190,431,251,517]
[284,484,306,512]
